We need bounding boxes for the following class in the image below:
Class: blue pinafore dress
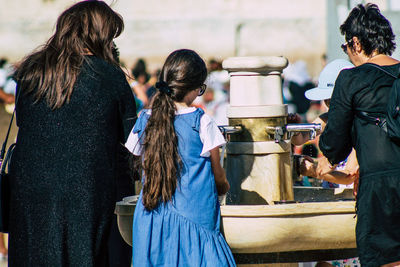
[131,108,236,267]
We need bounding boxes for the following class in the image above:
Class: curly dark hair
[340,3,396,56]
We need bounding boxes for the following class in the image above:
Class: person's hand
[299,156,317,177]
[353,176,359,198]
[348,165,359,178]
[4,94,15,104]
[315,126,322,136]
[287,113,302,124]
[217,177,230,196]
[0,90,15,104]
[316,156,336,177]
[350,167,360,198]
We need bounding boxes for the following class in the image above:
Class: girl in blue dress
[125,49,236,267]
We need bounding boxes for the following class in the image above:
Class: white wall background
[2,0,399,77]
[0,0,326,77]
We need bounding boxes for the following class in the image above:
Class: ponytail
[141,89,182,211]
[140,49,207,210]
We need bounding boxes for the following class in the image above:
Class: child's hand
[217,178,230,196]
[299,156,317,177]
[210,147,230,196]
[287,113,302,124]
[316,156,337,177]
[353,176,359,198]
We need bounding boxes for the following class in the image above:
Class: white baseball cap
[305,59,354,101]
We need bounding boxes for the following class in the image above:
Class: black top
[319,62,400,177]
[8,56,136,266]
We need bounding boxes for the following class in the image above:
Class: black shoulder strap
[356,110,388,133]
[0,85,21,166]
[366,63,398,79]
[356,64,400,134]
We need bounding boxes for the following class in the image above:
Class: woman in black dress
[317,4,400,266]
[10,1,136,266]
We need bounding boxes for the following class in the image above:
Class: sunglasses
[341,40,353,54]
[198,84,207,96]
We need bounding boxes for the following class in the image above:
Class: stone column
[223,56,294,205]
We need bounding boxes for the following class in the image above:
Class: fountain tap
[266,123,322,143]
[286,123,322,140]
[218,125,243,139]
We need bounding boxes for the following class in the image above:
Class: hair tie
[155,81,172,96]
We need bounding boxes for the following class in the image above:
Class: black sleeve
[116,72,137,142]
[319,69,355,164]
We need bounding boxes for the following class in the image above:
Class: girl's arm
[210,147,230,196]
[322,149,358,184]
[342,149,359,176]
[320,169,357,185]
[301,149,359,185]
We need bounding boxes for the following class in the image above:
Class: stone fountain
[115,56,357,264]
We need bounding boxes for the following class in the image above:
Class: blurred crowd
[121,57,231,126]
[0,55,329,176]
[1,55,329,123]
[115,56,328,128]
[0,58,16,113]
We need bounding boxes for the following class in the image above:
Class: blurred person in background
[1,63,18,115]
[10,1,136,266]
[141,68,161,106]
[0,58,15,106]
[282,60,314,118]
[199,85,229,126]
[198,59,229,126]
[129,58,151,109]
[0,58,9,87]
[293,59,359,190]
[206,59,229,104]
[0,58,10,261]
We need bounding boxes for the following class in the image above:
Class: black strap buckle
[356,111,387,133]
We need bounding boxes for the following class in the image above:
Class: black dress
[320,63,400,266]
[8,56,137,266]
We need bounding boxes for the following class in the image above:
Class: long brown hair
[141,49,207,210]
[15,0,124,109]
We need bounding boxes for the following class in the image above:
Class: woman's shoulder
[356,62,400,78]
[83,56,125,80]
[335,62,400,89]
[335,66,367,92]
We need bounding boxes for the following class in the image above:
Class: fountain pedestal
[223,56,293,205]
